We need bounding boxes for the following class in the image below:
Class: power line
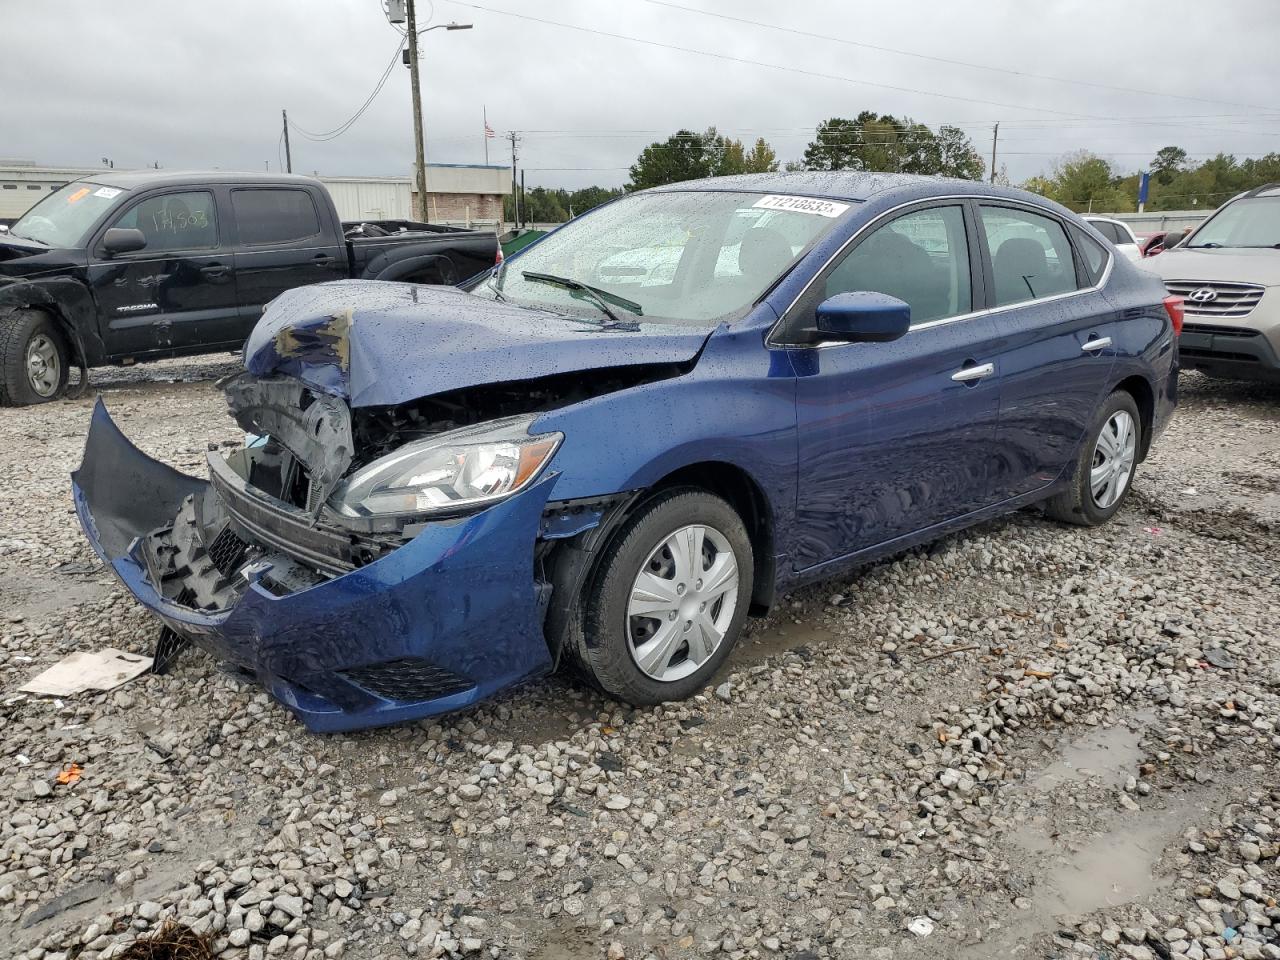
[633,0,1276,114]
[289,41,403,142]
[442,1,1106,121]
[443,1,1277,139]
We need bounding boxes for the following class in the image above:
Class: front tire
[1045,390,1142,526]
[0,309,70,406]
[578,490,754,705]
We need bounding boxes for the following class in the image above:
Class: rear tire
[1044,390,1142,526]
[0,309,69,406]
[576,489,753,706]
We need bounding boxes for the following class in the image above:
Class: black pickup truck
[0,171,499,405]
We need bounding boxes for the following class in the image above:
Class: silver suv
[1145,183,1280,382]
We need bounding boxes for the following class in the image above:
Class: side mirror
[813,291,911,343]
[102,227,146,256]
[1161,230,1186,250]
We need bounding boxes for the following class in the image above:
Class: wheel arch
[0,278,104,370]
[542,458,779,666]
[1112,373,1155,461]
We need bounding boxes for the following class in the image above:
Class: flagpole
[483,105,489,165]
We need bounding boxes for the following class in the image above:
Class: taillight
[495,247,504,266]
[1163,295,1184,336]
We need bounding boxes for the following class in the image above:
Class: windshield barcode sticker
[93,187,123,199]
[752,195,850,218]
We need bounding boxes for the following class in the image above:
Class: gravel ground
[1,359,1278,960]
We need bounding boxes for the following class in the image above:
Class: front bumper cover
[71,399,555,732]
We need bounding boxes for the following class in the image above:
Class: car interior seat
[738,227,795,280]
[994,237,1049,303]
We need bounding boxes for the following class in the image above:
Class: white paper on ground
[19,649,153,697]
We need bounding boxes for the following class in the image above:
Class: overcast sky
[5,0,1280,191]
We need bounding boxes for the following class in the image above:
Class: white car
[1084,216,1142,262]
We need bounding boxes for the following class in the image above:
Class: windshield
[1186,195,1280,249]
[475,190,850,326]
[9,182,126,247]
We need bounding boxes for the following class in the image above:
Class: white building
[0,162,511,228]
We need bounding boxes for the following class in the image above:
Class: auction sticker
[93,186,123,199]
[752,194,850,218]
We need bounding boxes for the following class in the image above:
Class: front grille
[339,658,473,702]
[1165,280,1265,318]
[207,527,250,578]
[1182,323,1261,339]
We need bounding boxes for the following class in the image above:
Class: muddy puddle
[957,715,1211,958]
[1030,714,1151,791]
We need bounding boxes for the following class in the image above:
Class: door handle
[951,362,995,383]
[200,264,228,278]
[1081,336,1112,352]
[312,254,336,266]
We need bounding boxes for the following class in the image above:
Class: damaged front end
[73,282,707,731]
[72,389,560,732]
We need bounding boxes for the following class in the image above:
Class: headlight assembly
[328,416,561,523]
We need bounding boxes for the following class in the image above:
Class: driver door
[786,202,1007,570]
[89,189,241,358]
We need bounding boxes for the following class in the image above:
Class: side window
[980,205,1078,307]
[823,205,972,325]
[110,191,218,252]
[232,189,321,245]
[1072,227,1109,286]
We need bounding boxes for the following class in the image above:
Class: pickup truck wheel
[578,489,753,706]
[0,309,69,406]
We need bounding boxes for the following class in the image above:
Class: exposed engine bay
[133,364,684,614]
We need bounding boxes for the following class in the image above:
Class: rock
[1217,879,1241,901]
[457,784,483,801]
[604,796,632,811]
[378,790,398,807]
[714,682,732,702]
[273,895,305,919]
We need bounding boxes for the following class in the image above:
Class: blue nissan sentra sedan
[73,172,1181,732]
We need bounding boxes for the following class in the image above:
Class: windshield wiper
[521,271,643,323]
[1187,242,1223,249]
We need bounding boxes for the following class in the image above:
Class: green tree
[1022,151,1130,212]
[802,112,983,178]
[628,128,717,189]
[1151,146,1189,186]
[745,137,779,173]
[802,117,864,171]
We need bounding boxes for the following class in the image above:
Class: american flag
[484,122,495,139]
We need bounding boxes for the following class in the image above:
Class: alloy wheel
[626,523,740,683]
[26,333,61,398]
[1090,409,1137,509]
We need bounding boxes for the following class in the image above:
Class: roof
[75,170,326,191]
[648,171,1043,205]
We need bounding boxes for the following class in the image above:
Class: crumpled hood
[1145,247,1280,287]
[243,279,713,408]
[0,233,53,267]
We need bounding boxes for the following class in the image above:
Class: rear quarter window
[1072,226,1110,286]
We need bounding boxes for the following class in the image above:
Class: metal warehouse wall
[318,178,413,221]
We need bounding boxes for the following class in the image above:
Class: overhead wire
[633,0,1277,114]
[289,40,404,142]
[441,0,1277,140]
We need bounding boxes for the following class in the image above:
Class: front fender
[531,323,798,552]
[0,276,105,364]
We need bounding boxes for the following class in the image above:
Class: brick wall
[415,192,503,224]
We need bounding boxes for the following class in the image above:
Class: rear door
[88,188,241,356]
[787,202,1006,570]
[976,202,1120,501]
[229,186,346,333]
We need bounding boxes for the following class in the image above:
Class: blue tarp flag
[1138,172,1151,206]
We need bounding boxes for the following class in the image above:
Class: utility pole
[405,0,428,220]
[508,130,520,230]
[989,122,999,184]
[521,169,527,230]
[282,109,293,173]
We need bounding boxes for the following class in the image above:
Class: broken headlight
[328,416,561,521]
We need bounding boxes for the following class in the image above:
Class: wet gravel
[1,359,1278,960]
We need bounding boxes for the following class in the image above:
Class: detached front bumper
[71,400,555,732]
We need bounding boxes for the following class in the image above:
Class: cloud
[5,0,1278,190]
